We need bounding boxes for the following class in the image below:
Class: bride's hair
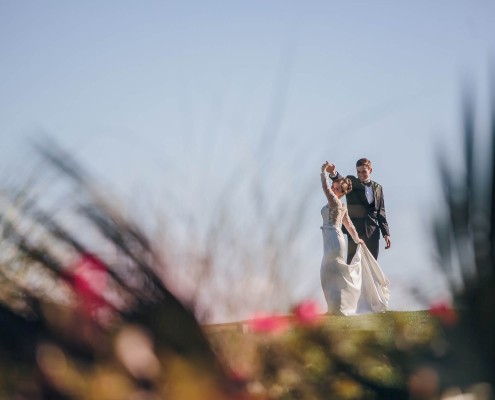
[336,177,353,195]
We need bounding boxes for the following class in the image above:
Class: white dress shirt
[363,181,374,204]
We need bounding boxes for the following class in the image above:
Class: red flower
[71,253,109,316]
[292,300,321,326]
[428,302,458,327]
[248,312,289,334]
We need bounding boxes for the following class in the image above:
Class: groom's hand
[384,235,391,249]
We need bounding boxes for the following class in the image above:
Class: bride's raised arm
[320,163,339,208]
[343,209,362,244]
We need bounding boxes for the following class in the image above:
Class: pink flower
[428,302,458,327]
[248,312,289,334]
[71,253,109,316]
[292,300,321,326]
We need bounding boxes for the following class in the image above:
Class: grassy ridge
[204,310,434,334]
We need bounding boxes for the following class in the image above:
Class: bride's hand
[358,239,365,245]
[326,162,336,175]
[321,161,335,174]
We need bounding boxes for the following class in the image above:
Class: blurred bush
[0,142,235,399]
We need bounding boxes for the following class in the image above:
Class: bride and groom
[320,158,391,316]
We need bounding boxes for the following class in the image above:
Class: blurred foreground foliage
[0,142,233,400]
[208,311,440,400]
[1,83,495,399]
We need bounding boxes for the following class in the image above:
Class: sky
[1,1,495,322]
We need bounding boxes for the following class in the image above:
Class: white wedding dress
[320,172,390,315]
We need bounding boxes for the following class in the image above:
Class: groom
[330,158,391,262]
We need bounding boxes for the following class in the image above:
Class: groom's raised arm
[329,171,344,181]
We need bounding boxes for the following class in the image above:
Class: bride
[320,161,389,315]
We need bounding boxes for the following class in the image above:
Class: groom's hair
[356,158,372,169]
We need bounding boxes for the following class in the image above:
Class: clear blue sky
[1,1,495,321]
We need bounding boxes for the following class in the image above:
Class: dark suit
[332,173,390,262]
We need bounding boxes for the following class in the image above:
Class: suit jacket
[333,173,390,239]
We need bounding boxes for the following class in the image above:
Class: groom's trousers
[347,230,380,263]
